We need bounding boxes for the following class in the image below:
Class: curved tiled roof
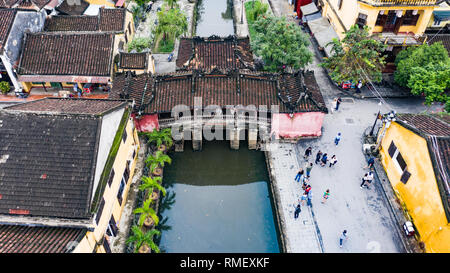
[119,52,148,70]
[110,69,328,114]
[176,35,255,71]
[0,9,17,54]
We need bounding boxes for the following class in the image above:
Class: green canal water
[158,141,281,253]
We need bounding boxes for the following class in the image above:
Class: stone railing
[158,115,271,129]
[358,0,437,6]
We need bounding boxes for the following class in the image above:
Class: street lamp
[374,110,397,150]
[241,0,244,24]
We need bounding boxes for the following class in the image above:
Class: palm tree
[139,176,166,197]
[145,150,172,175]
[133,198,159,228]
[126,225,161,253]
[141,128,173,150]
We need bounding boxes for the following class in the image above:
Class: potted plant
[0,81,10,95]
[142,128,173,152]
[139,176,166,201]
[145,150,172,176]
[126,225,161,253]
[133,198,159,228]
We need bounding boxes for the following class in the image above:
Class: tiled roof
[0,225,86,253]
[119,52,148,70]
[0,9,17,54]
[427,34,450,54]
[18,32,114,76]
[2,0,50,9]
[4,98,127,115]
[176,35,255,71]
[44,16,100,32]
[110,71,153,110]
[0,111,101,219]
[397,113,450,137]
[99,8,126,32]
[44,8,127,32]
[396,113,450,220]
[110,69,328,114]
[55,0,90,15]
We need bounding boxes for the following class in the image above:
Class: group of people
[293,132,378,249]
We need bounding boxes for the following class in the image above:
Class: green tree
[407,62,450,111]
[320,25,386,84]
[154,8,188,44]
[394,42,449,87]
[251,15,313,72]
[145,150,172,171]
[0,81,10,95]
[133,198,159,227]
[246,0,268,22]
[164,0,178,9]
[128,37,152,53]
[126,225,161,253]
[139,176,166,197]
[133,0,151,7]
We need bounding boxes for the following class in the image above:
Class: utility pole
[241,0,244,24]
[369,110,380,136]
[375,111,397,150]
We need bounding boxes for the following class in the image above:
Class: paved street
[267,0,442,253]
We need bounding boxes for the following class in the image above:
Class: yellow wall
[322,0,435,39]
[86,0,115,7]
[73,115,140,253]
[379,122,450,253]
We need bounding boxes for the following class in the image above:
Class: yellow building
[426,1,450,30]
[0,98,139,253]
[377,113,450,253]
[320,0,438,64]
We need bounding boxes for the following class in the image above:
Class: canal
[157,0,280,253]
[158,141,280,253]
[195,0,234,37]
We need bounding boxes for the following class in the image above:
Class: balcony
[358,0,437,6]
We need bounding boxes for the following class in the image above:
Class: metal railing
[358,0,437,6]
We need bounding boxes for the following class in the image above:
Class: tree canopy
[128,37,152,53]
[250,15,313,72]
[154,8,188,43]
[320,25,386,84]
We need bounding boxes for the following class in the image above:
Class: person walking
[304,184,312,195]
[335,97,342,111]
[356,80,362,93]
[365,157,375,169]
[321,189,330,204]
[294,203,301,219]
[307,190,313,207]
[360,171,374,189]
[329,155,337,167]
[315,150,323,164]
[339,230,348,248]
[320,153,328,166]
[304,147,312,160]
[334,133,342,145]
[295,168,304,183]
[306,162,313,177]
[301,193,307,206]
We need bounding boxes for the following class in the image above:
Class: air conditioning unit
[363,144,376,154]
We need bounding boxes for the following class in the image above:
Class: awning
[270,112,325,139]
[433,10,450,22]
[115,0,125,7]
[300,2,319,16]
[307,17,340,57]
[133,114,159,132]
[303,12,322,22]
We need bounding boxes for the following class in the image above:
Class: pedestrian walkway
[266,143,322,253]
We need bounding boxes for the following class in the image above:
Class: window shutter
[95,198,105,225]
[103,238,112,253]
[388,141,397,158]
[109,216,118,237]
[400,170,411,184]
[396,152,407,171]
[107,169,115,187]
[122,130,127,143]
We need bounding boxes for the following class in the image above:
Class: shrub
[0,81,10,94]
